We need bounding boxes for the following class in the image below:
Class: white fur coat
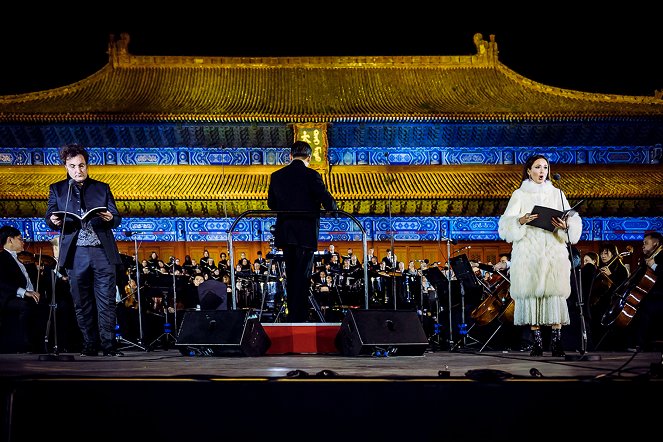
[498,179,582,326]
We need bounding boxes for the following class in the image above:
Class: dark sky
[1,9,660,97]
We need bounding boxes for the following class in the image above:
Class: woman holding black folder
[497,154,582,357]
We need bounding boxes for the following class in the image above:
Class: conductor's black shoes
[103,349,124,357]
[80,347,99,357]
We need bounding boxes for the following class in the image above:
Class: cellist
[631,232,663,351]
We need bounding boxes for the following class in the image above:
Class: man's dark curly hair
[59,143,89,164]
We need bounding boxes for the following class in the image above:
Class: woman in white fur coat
[498,155,582,357]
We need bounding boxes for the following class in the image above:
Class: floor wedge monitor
[336,309,429,356]
[175,310,271,356]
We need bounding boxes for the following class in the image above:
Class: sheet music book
[52,206,107,222]
[529,200,583,232]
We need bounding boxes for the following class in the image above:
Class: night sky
[1,9,660,97]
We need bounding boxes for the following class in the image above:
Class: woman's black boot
[551,328,566,357]
[530,328,543,356]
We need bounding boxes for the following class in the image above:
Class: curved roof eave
[1,36,662,123]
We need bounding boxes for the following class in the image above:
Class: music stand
[148,272,178,350]
[449,253,482,350]
[115,233,147,351]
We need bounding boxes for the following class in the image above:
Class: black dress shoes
[80,347,99,357]
[81,345,99,356]
[103,349,124,357]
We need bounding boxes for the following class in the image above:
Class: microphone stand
[39,178,76,361]
[441,236,454,351]
[553,176,600,361]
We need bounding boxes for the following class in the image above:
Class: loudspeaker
[175,310,271,356]
[335,309,429,356]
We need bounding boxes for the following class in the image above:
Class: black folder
[529,200,583,232]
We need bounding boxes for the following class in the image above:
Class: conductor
[267,141,337,322]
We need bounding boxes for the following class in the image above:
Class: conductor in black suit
[268,141,337,322]
[45,143,124,357]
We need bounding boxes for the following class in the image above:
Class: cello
[601,245,661,328]
[470,269,512,326]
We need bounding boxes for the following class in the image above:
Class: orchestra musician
[630,232,663,351]
[591,244,630,350]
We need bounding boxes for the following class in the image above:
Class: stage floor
[2,345,661,442]
[1,346,661,380]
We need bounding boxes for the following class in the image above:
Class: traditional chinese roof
[1,33,662,124]
[0,33,661,220]
[2,164,661,218]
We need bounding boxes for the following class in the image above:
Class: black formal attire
[46,177,122,355]
[197,279,228,310]
[268,159,336,322]
[632,250,663,351]
[0,249,43,352]
[592,258,630,351]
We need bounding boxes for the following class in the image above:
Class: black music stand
[449,253,482,350]
[147,273,178,350]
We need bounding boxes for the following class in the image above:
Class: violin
[589,251,630,306]
[17,251,57,267]
[124,281,139,309]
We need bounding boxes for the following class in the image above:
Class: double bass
[601,245,661,328]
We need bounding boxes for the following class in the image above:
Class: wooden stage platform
[1,319,661,442]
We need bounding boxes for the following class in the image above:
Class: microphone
[552,173,561,181]
[123,230,134,237]
[68,178,76,187]
[441,237,458,245]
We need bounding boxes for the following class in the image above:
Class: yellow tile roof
[2,164,660,218]
[1,33,662,122]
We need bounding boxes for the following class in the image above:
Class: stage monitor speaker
[336,309,429,356]
[175,310,271,356]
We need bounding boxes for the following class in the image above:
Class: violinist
[593,244,629,308]
[592,244,630,350]
[0,225,43,353]
[631,232,663,351]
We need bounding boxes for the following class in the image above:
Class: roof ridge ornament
[473,33,498,64]
[108,32,131,67]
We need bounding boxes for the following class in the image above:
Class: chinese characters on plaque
[293,123,328,172]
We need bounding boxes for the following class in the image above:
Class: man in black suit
[45,143,124,357]
[268,141,337,322]
[0,225,42,353]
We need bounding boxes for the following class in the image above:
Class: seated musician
[592,243,630,349]
[0,225,43,353]
[347,253,362,273]
[310,269,327,291]
[631,232,663,351]
[326,253,342,276]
